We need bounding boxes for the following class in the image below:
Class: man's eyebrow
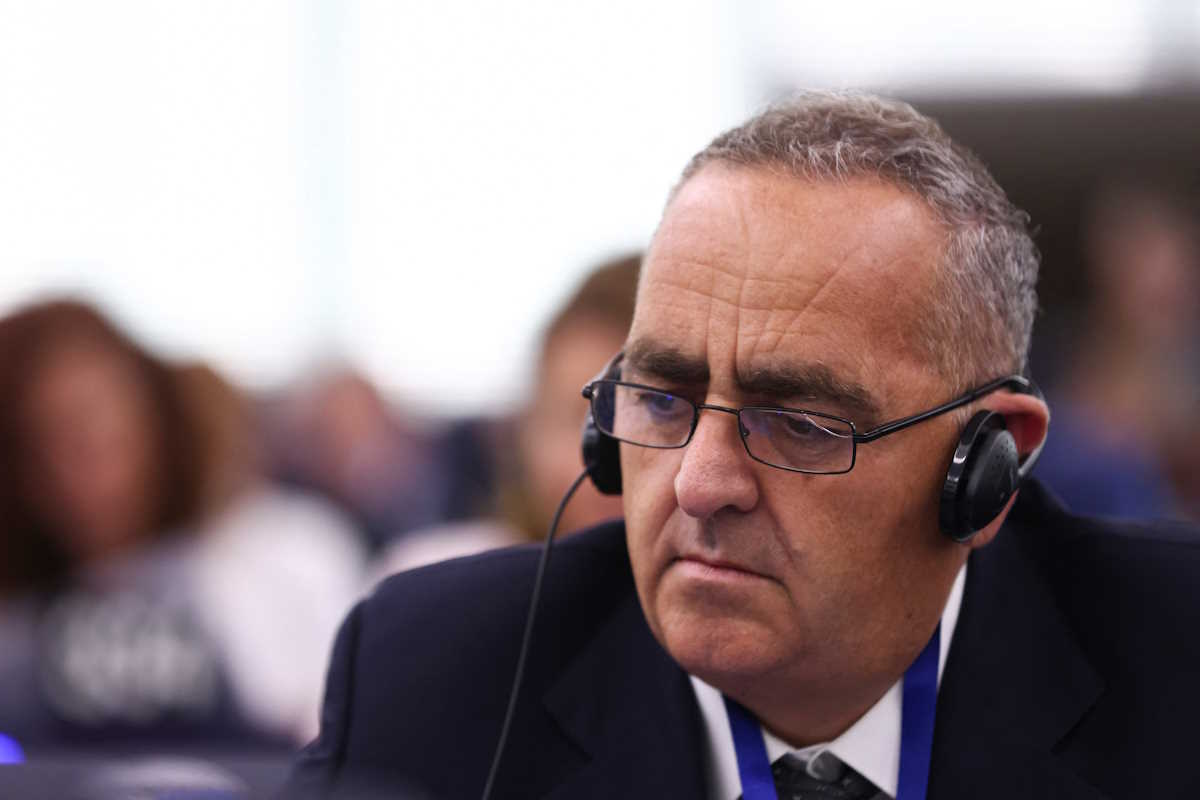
[626,340,879,422]
[738,364,881,423]
[623,339,709,385]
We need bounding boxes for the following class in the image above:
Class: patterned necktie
[740,751,887,800]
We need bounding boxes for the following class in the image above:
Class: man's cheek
[623,452,675,517]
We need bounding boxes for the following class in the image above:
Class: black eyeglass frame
[582,370,1035,476]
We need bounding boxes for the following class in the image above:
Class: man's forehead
[658,167,941,267]
[628,166,947,413]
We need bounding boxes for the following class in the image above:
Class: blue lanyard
[724,623,940,800]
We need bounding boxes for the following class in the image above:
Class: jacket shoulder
[1000,483,1200,793]
[1009,480,1199,619]
[288,520,635,798]
[1043,505,1200,664]
[934,482,1200,798]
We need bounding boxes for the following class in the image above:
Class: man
[285,93,1200,799]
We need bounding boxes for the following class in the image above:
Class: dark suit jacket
[284,482,1200,799]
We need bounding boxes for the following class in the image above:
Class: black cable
[480,468,591,800]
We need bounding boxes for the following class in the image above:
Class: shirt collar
[690,563,967,800]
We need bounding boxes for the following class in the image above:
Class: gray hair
[673,91,1039,388]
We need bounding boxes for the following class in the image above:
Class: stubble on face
[621,164,971,742]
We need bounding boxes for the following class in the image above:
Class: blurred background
[1,0,1198,795]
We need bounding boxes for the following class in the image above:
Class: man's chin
[650,603,791,687]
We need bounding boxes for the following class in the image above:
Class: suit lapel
[931,486,1108,799]
[541,593,707,800]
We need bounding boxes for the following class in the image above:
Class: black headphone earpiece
[939,410,1020,542]
[581,352,626,496]
[582,411,622,495]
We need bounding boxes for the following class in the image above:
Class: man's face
[622,165,971,710]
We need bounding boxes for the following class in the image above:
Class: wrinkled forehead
[629,167,948,408]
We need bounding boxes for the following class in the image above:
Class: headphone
[938,408,1043,541]
[581,364,1045,543]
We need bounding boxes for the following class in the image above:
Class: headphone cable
[480,467,590,800]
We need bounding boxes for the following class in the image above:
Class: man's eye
[635,391,688,419]
[782,419,820,438]
[781,414,825,440]
[772,412,848,443]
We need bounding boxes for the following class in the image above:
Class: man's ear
[961,390,1050,551]
[985,390,1050,466]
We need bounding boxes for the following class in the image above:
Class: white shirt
[188,486,367,742]
[690,564,967,800]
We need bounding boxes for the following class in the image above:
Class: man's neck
[733,560,968,747]
[724,671,900,748]
[689,564,968,800]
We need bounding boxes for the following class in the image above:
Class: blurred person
[260,367,491,552]
[0,299,364,753]
[1035,181,1200,519]
[0,300,203,598]
[288,93,1200,799]
[374,254,637,575]
[169,364,368,744]
[510,254,639,539]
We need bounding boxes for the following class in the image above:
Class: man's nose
[673,407,759,519]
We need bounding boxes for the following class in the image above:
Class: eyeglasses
[582,374,1032,475]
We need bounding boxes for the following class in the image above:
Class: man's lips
[670,554,773,583]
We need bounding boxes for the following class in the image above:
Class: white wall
[0,0,1192,414]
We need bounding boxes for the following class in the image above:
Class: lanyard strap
[724,623,941,800]
[895,623,939,800]
[725,695,776,799]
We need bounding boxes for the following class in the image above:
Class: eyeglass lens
[590,381,855,473]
